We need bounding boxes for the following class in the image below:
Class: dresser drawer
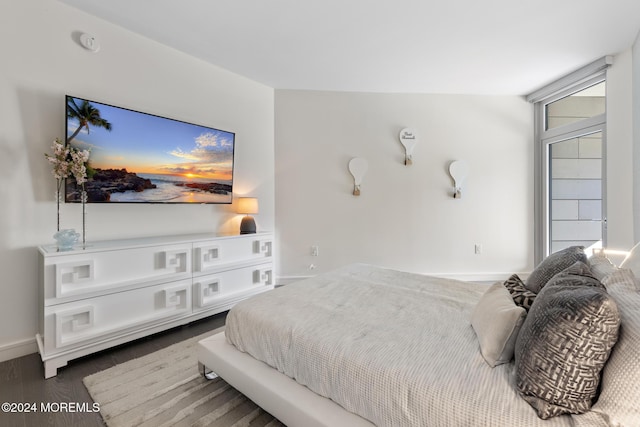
[43,279,192,354]
[43,243,192,302]
[193,234,273,274]
[193,262,273,312]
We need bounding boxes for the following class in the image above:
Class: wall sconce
[236,197,259,234]
[348,157,368,196]
[448,160,469,199]
[399,128,417,165]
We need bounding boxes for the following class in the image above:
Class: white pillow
[471,282,526,367]
[603,268,640,292]
[588,253,618,282]
[619,241,640,278]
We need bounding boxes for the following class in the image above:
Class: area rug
[83,328,285,427]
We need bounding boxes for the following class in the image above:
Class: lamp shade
[237,197,259,215]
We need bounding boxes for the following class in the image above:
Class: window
[528,57,611,263]
[545,81,606,130]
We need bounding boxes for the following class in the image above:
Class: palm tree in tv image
[66,97,112,144]
[65,97,113,203]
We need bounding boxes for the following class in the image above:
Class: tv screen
[65,95,235,204]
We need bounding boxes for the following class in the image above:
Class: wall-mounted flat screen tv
[65,95,235,204]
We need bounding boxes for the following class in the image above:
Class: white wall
[275,91,534,280]
[0,0,274,361]
[633,32,640,242]
[274,48,637,281]
[605,49,635,253]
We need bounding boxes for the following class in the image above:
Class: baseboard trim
[0,337,38,363]
[431,272,527,282]
[276,275,314,286]
[277,272,528,286]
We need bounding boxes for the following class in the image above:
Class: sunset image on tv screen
[65,96,235,204]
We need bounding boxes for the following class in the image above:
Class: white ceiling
[57,0,640,95]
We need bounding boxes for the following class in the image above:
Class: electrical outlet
[475,244,482,255]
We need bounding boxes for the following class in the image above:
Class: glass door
[545,130,604,254]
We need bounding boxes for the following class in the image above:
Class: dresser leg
[43,358,67,379]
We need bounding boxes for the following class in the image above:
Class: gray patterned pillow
[525,246,587,293]
[503,274,536,311]
[545,260,601,288]
[515,262,621,419]
[585,272,640,425]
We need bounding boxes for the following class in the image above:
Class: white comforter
[225,264,578,427]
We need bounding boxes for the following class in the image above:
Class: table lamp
[237,197,258,234]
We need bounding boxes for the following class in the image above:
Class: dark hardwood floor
[0,312,227,427]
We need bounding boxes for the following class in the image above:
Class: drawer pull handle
[55,306,94,346]
[202,280,220,297]
[55,261,95,297]
[203,247,219,262]
[163,286,188,309]
[161,250,188,273]
[195,245,220,272]
[254,240,273,257]
[195,279,221,308]
[254,269,273,286]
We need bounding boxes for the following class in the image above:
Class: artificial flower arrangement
[45,138,90,247]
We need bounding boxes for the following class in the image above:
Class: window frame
[529,57,612,264]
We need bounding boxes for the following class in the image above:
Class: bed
[198,255,640,427]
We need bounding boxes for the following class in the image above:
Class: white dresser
[37,232,274,378]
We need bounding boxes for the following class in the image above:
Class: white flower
[69,149,89,184]
[45,139,71,180]
[45,138,90,184]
